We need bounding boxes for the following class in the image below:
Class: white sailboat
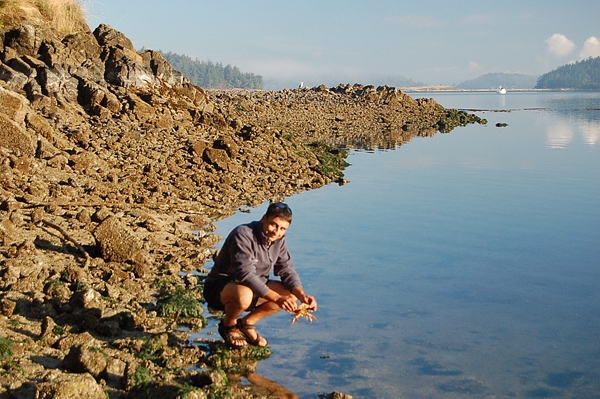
[497,86,507,94]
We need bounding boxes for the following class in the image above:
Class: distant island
[459,58,600,91]
[458,73,539,90]
[536,56,600,90]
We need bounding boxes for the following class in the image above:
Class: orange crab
[291,304,318,325]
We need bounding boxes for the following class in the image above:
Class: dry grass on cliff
[0,0,87,33]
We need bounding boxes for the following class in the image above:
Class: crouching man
[204,202,317,347]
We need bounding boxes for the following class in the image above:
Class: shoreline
[401,86,597,93]
[0,20,486,399]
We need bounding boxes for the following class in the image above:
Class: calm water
[204,91,600,399]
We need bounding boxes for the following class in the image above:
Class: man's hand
[291,287,317,311]
[276,294,299,313]
[266,287,318,313]
[299,294,317,311]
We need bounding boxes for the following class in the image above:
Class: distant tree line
[536,57,600,90]
[158,51,263,90]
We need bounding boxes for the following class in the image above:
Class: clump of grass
[0,0,87,34]
[177,384,203,399]
[136,335,166,362]
[52,324,68,336]
[0,337,13,365]
[305,142,349,181]
[437,108,487,133]
[129,365,153,388]
[157,286,205,320]
[0,336,22,375]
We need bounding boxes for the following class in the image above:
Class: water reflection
[235,365,299,399]
[410,91,600,149]
[195,335,300,398]
[499,93,506,109]
[541,94,600,148]
[544,111,600,148]
[579,120,600,146]
[546,119,575,149]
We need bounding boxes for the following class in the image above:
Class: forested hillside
[536,57,600,90]
[159,51,263,89]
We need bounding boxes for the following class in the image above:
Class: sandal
[218,321,247,348]
[237,319,269,347]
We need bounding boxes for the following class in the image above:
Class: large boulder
[93,216,146,265]
[94,24,156,87]
[0,114,35,156]
[49,31,104,81]
[140,49,187,86]
[64,343,109,378]
[35,371,107,399]
[0,84,28,121]
[3,24,43,56]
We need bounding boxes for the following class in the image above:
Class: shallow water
[201,91,600,398]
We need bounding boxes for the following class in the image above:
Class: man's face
[261,215,291,243]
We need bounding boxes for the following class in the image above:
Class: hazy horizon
[85,1,600,90]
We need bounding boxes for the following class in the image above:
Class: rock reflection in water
[235,367,299,399]
[209,84,485,152]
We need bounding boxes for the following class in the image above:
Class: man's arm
[263,289,296,312]
[228,225,271,296]
[262,286,318,313]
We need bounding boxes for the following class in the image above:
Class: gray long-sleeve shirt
[206,220,302,297]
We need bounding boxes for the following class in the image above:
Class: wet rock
[326,392,353,399]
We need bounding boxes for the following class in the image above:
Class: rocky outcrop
[0,12,483,399]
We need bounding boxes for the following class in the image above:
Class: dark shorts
[204,278,261,311]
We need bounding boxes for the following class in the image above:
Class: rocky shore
[0,7,486,399]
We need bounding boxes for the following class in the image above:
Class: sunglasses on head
[271,202,292,215]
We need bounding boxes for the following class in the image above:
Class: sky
[84,0,600,90]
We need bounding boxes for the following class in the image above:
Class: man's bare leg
[239,281,296,346]
[220,282,255,347]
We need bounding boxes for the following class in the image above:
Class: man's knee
[221,283,254,310]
